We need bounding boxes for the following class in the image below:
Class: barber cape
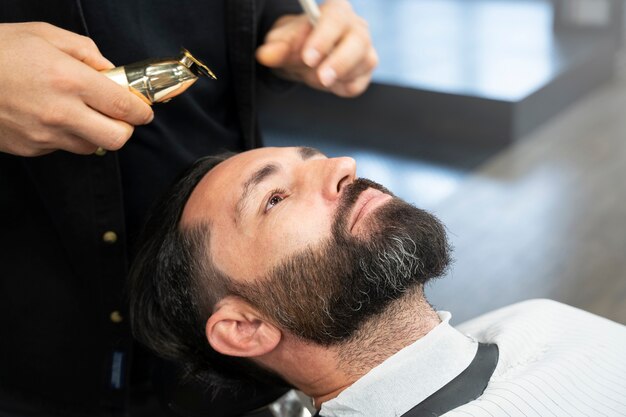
[318,299,626,417]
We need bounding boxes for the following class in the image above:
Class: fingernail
[303,48,321,67]
[319,67,337,87]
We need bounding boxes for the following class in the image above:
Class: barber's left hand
[256,0,378,97]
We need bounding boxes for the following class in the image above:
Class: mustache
[334,178,394,229]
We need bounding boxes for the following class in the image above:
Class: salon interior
[162,1,626,415]
[260,0,626,329]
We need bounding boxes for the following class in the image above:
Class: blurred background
[259,0,626,326]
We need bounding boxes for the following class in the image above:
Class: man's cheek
[302,211,331,240]
[210,236,253,280]
[265,214,330,253]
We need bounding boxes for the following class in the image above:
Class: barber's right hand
[0,22,154,157]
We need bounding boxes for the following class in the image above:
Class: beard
[227,178,451,345]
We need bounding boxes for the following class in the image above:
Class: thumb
[256,41,291,68]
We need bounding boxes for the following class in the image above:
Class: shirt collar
[319,311,478,417]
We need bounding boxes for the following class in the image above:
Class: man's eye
[265,190,287,212]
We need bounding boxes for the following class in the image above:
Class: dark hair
[128,152,284,391]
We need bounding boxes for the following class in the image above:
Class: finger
[64,103,136,150]
[26,129,100,156]
[27,22,114,70]
[264,15,311,46]
[316,32,371,87]
[329,73,373,98]
[256,41,292,68]
[78,68,154,127]
[326,47,378,87]
[46,133,100,155]
[258,16,311,68]
[302,0,353,67]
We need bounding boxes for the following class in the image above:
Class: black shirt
[81,0,242,251]
[0,0,301,414]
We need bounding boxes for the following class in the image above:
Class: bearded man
[129,146,626,417]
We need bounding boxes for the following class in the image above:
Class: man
[0,1,377,416]
[129,147,626,416]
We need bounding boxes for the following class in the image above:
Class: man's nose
[321,157,356,200]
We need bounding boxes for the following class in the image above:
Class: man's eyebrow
[235,163,279,224]
[299,146,323,160]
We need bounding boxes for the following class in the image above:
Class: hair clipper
[102,48,217,105]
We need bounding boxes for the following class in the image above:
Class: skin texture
[0,22,154,156]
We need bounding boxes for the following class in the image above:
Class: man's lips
[349,188,393,232]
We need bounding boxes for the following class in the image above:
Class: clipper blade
[181,48,217,80]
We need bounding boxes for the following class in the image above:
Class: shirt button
[110,311,124,323]
[94,147,107,156]
[102,231,118,244]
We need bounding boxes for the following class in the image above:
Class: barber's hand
[0,22,154,157]
[256,0,378,98]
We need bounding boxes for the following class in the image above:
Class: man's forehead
[207,146,321,188]
[180,147,323,225]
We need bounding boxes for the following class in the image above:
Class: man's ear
[206,296,281,358]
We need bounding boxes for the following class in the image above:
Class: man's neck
[261,288,441,408]
[336,289,440,379]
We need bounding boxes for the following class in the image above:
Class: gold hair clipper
[103,48,217,105]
